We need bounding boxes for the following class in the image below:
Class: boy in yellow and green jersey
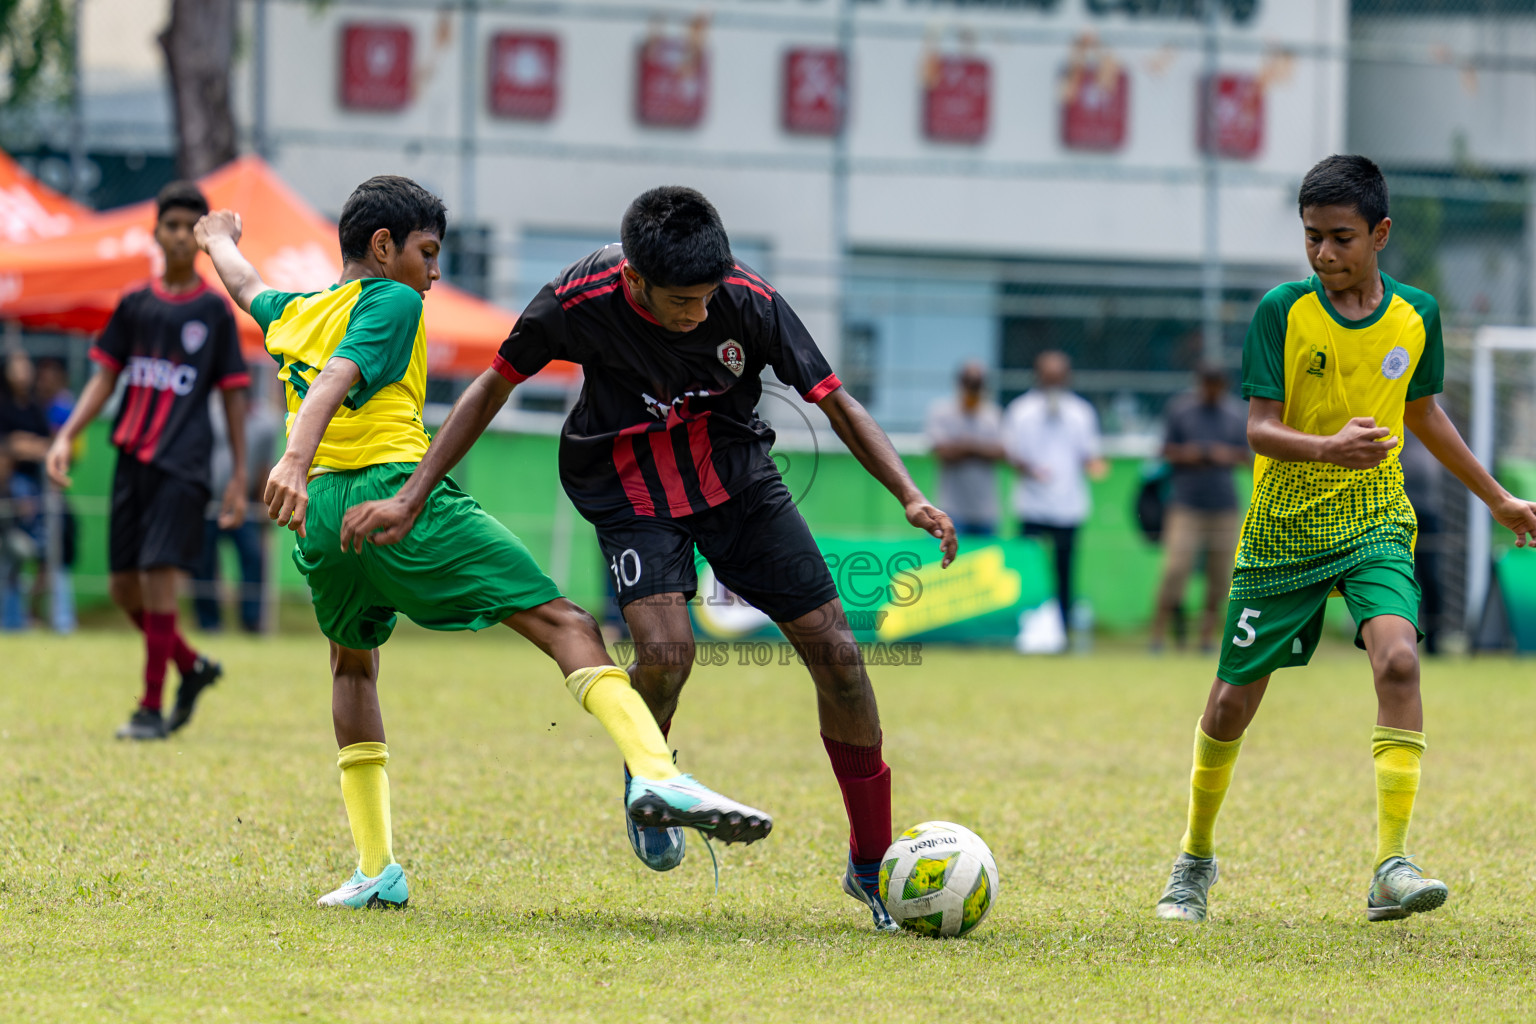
[1155,154,1536,924]
[194,175,771,910]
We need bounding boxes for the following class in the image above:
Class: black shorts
[109,456,209,574]
[591,476,838,624]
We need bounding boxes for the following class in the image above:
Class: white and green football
[878,821,998,938]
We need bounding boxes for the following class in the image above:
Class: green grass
[4,624,1536,1022]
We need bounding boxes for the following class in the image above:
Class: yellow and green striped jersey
[250,278,430,474]
[1233,272,1444,599]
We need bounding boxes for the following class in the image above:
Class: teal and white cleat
[842,855,899,933]
[1156,852,1219,922]
[624,765,686,871]
[625,773,772,846]
[317,863,410,909]
[1367,856,1448,922]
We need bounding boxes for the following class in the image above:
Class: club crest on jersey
[717,339,745,377]
[182,320,209,354]
[1381,346,1410,380]
[1307,345,1327,378]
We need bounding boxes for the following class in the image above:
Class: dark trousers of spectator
[1414,508,1442,655]
[1022,520,1077,625]
[193,518,264,633]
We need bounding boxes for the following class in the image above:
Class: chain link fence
[2,0,1532,639]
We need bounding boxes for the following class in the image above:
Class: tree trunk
[158,0,237,179]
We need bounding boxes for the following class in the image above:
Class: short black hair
[338,175,448,263]
[1297,154,1389,230]
[156,181,209,221]
[621,186,735,288]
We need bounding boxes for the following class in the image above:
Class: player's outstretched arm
[45,365,119,488]
[339,367,516,550]
[266,357,361,538]
[194,210,268,314]
[1406,394,1536,546]
[818,387,958,568]
[1247,397,1397,469]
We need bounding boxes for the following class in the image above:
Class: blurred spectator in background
[0,349,51,630]
[1148,364,1250,653]
[29,356,77,632]
[0,446,24,629]
[1400,432,1443,654]
[1003,350,1107,637]
[193,376,280,633]
[926,360,1004,537]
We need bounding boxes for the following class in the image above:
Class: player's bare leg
[617,593,694,727]
[331,643,384,746]
[1157,672,1270,922]
[778,596,897,931]
[1359,614,1444,920]
[776,597,880,746]
[503,597,613,676]
[1362,615,1422,730]
[1200,673,1270,742]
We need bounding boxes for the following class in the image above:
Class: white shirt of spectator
[1002,387,1101,527]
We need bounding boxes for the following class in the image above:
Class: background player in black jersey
[47,182,250,740]
[341,186,957,931]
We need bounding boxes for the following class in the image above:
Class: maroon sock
[130,608,198,674]
[822,733,892,864]
[141,612,177,711]
[170,629,199,675]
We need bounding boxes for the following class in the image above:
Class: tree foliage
[0,0,73,109]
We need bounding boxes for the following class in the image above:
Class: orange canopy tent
[0,152,577,385]
[0,151,154,325]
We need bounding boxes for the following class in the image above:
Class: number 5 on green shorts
[1216,554,1423,686]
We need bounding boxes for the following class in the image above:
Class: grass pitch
[3,622,1536,1022]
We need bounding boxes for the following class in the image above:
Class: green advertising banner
[1497,547,1536,653]
[689,535,1054,646]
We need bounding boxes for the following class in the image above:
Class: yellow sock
[1180,721,1244,859]
[337,741,393,877]
[566,667,678,781]
[1373,726,1426,869]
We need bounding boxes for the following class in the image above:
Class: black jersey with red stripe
[494,244,840,520]
[91,280,250,488]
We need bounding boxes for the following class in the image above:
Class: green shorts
[1216,554,1423,686]
[294,462,563,650]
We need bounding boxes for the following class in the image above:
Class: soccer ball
[878,821,998,938]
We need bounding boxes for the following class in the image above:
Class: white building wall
[253,0,1346,282]
[1350,14,1536,169]
[227,0,1352,429]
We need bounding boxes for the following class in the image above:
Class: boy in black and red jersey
[48,182,250,740]
[342,187,957,931]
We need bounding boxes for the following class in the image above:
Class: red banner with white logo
[923,55,989,145]
[489,33,559,120]
[1198,73,1264,159]
[339,23,413,111]
[637,35,708,128]
[1060,62,1129,151]
[783,48,845,136]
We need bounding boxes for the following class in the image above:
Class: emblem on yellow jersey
[1381,346,1410,380]
[1307,345,1327,378]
